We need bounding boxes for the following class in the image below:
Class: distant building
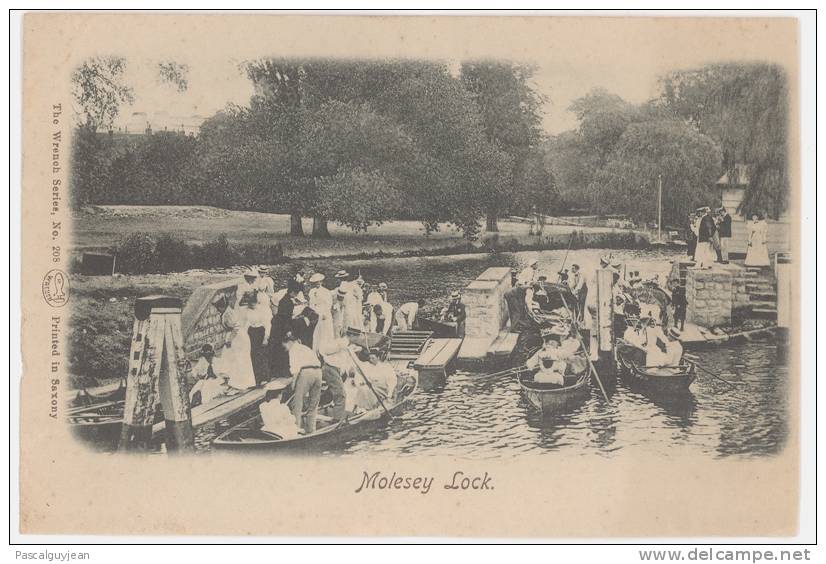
[716,164,790,257]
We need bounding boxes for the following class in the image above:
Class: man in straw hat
[517,258,540,287]
[440,291,466,337]
[331,286,348,338]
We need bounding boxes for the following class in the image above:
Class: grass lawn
[71,205,621,259]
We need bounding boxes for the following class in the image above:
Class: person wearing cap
[517,259,539,287]
[694,206,717,269]
[318,337,354,422]
[395,298,425,332]
[440,291,466,337]
[282,332,323,434]
[188,344,229,407]
[308,273,334,353]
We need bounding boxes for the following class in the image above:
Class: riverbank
[72,205,649,264]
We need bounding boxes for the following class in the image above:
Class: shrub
[115,233,156,274]
[199,233,237,268]
[155,233,192,273]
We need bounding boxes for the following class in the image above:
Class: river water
[192,248,789,459]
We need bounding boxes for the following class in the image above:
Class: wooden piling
[119,296,194,453]
[595,268,615,377]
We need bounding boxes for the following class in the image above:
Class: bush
[199,233,237,267]
[115,233,156,274]
[155,233,192,273]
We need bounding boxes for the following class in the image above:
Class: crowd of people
[187,267,422,436]
[685,206,771,268]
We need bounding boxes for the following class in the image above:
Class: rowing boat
[518,368,589,415]
[67,385,268,448]
[346,327,391,354]
[212,376,417,452]
[417,317,459,338]
[615,342,696,395]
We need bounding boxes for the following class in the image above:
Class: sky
[114,56,665,136]
[104,16,796,137]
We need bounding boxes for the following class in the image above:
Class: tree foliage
[71,56,135,131]
[658,63,790,218]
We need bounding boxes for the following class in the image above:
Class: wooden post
[775,255,791,330]
[595,268,615,377]
[119,296,194,453]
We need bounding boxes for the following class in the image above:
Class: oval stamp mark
[42,269,69,308]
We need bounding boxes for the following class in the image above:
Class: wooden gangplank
[413,338,463,371]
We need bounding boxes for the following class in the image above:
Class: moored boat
[615,342,696,395]
[212,375,418,452]
[346,327,391,355]
[518,368,590,415]
[417,317,459,338]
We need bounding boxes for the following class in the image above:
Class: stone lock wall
[685,266,733,328]
[719,263,752,314]
[463,267,512,340]
[181,278,240,359]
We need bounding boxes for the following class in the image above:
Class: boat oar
[684,353,741,389]
[347,348,393,420]
[477,364,529,380]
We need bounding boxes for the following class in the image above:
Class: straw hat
[243,268,257,278]
[450,291,460,299]
[334,270,349,279]
[336,287,348,299]
[378,282,388,290]
[309,273,325,283]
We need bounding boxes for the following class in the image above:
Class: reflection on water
[193,249,789,458]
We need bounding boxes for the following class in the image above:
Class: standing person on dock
[670,280,687,332]
[745,214,771,267]
[331,287,348,338]
[717,208,732,264]
[308,273,334,353]
[283,332,322,434]
[236,268,259,308]
[258,267,275,297]
[686,213,698,260]
[517,259,539,286]
[440,291,467,337]
[694,207,717,269]
[395,299,424,332]
[270,280,301,379]
[247,285,273,386]
[568,264,588,322]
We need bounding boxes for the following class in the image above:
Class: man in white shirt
[318,337,353,421]
[395,299,423,332]
[258,267,275,296]
[283,332,322,433]
[517,259,539,286]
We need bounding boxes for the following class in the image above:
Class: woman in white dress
[308,273,335,353]
[744,214,771,267]
[215,304,257,390]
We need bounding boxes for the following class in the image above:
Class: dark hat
[287,280,301,293]
[200,344,215,356]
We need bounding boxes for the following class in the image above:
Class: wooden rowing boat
[346,327,391,354]
[212,377,417,452]
[417,317,459,338]
[677,324,779,350]
[67,386,268,448]
[518,368,590,415]
[68,379,126,408]
[615,342,696,395]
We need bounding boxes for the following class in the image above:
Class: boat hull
[519,371,590,415]
[616,346,695,395]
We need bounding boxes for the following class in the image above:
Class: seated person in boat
[318,337,353,422]
[526,329,566,386]
[642,317,684,369]
[283,331,323,434]
[188,344,229,407]
[440,291,466,336]
[348,349,398,411]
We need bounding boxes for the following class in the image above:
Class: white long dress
[309,286,335,353]
[216,306,257,390]
[745,220,771,266]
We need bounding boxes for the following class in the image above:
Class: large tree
[659,63,790,218]
[460,61,545,230]
[591,119,722,226]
